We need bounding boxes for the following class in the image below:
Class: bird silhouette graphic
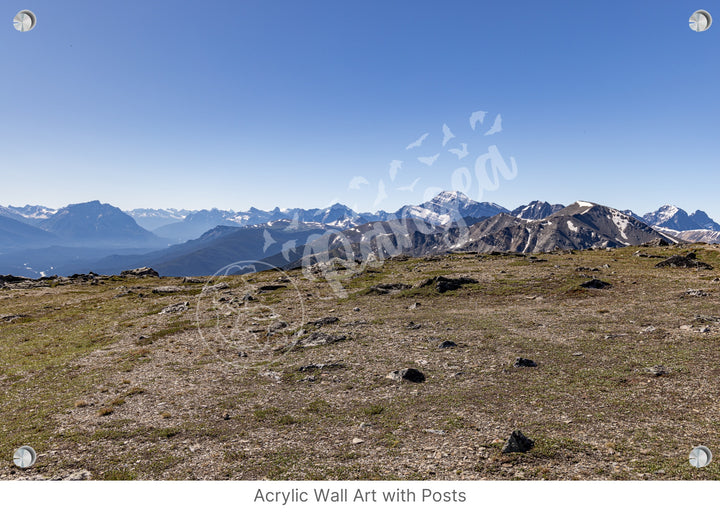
[374,179,388,207]
[397,178,421,192]
[406,132,429,150]
[469,110,487,130]
[348,176,370,190]
[484,114,502,135]
[442,124,455,146]
[448,143,468,159]
[417,154,440,166]
[388,160,403,181]
[281,240,297,260]
[262,230,277,253]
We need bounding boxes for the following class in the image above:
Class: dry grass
[1,244,720,480]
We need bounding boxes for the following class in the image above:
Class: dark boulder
[386,368,426,383]
[501,430,535,453]
[513,357,537,367]
[416,275,478,293]
[655,254,713,270]
[580,279,612,289]
[121,267,159,278]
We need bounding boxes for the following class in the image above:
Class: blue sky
[1,1,718,220]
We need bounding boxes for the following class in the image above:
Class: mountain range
[1,193,718,277]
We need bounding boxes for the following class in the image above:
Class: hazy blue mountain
[125,208,194,231]
[0,214,58,250]
[37,201,164,247]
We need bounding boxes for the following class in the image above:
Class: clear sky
[1,1,718,220]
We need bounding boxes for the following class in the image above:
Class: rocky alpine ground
[1,244,720,480]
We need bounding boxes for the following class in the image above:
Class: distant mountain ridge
[643,205,720,231]
[2,195,719,276]
[510,200,565,220]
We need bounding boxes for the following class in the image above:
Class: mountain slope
[511,201,565,220]
[267,201,677,269]
[0,214,58,250]
[453,202,675,254]
[38,201,163,247]
[394,191,507,226]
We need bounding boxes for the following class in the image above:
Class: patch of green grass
[363,404,385,416]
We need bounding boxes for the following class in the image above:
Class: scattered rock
[386,368,426,383]
[416,276,478,293]
[641,326,657,333]
[501,430,535,454]
[641,238,670,247]
[310,316,339,327]
[408,302,421,310]
[580,279,612,289]
[655,254,713,270]
[353,307,361,312]
[268,319,287,330]
[679,325,692,331]
[513,357,537,368]
[201,282,231,293]
[368,283,412,295]
[120,267,159,278]
[359,422,372,430]
[222,412,231,420]
[424,429,446,436]
[160,302,189,314]
[438,340,457,349]
[238,351,248,358]
[572,352,584,356]
[647,365,669,377]
[406,322,421,330]
[576,267,600,272]
[297,363,345,372]
[699,326,711,333]
[257,284,287,292]
[683,289,708,297]
[633,251,664,258]
[0,314,28,323]
[152,286,182,294]
[64,470,93,481]
[0,274,31,284]
[294,332,347,348]
[182,277,204,284]
[241,294,255,302]
[352,438,364,445]
[696,315,720,323]
[260,371,281,382]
